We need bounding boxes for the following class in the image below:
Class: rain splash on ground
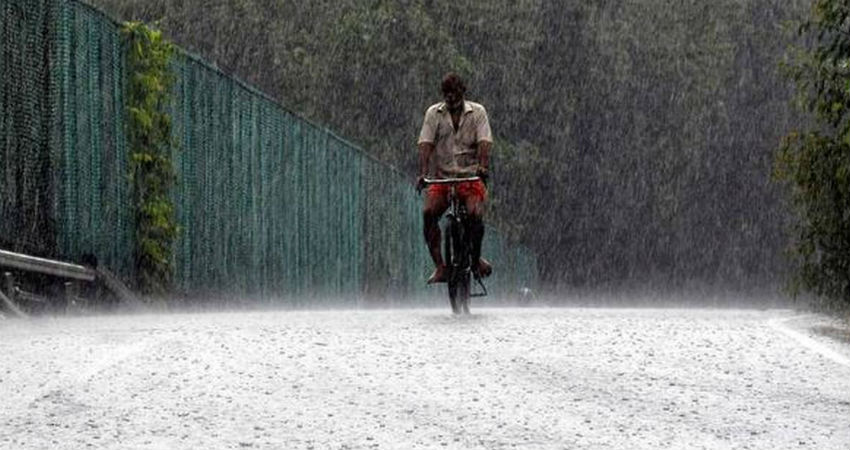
[1,307,849,449]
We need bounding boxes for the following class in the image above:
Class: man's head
[441,72,466,113]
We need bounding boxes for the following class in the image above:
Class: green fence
[1,0,60,258]
[1,0,537,303]
[170,56,377,299]
[1,0,132,277]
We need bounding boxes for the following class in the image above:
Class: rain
[1,0,849,448]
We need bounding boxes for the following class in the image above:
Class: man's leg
[424,188,449,283]
[464,183,491,278]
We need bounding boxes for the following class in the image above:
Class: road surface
[1,307,849,449]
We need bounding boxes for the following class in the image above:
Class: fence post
[0,271,26,318]
[64,281,80,313]
[3,272,15,300]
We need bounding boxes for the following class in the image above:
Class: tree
[776,0,850,309]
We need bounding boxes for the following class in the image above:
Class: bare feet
[427,264,447,284]
[477,258,492,278]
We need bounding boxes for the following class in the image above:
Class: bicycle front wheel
[445,218,471,315]
[452,270,471,315]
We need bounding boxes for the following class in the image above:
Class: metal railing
[0,249,95,281]
[0,249,139,317]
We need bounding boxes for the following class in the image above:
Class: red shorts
[427,180,487,203]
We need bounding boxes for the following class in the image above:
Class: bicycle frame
[424,177,488,313]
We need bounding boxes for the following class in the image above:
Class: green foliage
[776,0,850,309]
[121,21,178,296]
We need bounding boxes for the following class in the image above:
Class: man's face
[442,87,464,112]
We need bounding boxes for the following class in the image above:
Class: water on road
[1,308,848,449]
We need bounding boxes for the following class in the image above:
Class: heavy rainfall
[1,0,850,449]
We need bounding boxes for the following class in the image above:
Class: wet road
[1,308,849,449]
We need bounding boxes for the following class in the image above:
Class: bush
[122,22,178,296]
[776,0,850,310]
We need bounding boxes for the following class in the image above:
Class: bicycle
[423,177,488,315]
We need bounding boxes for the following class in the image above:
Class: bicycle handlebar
[423,176,481,185]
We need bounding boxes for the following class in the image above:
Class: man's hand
[416,175,427,194]
[476,166,490,183]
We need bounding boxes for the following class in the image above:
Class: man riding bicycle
[417,73,493,284]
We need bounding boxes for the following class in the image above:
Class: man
[417,73,493,284]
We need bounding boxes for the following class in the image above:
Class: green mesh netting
[1,0,538,302]
[0,0,59,257]
[57,2,133,278]
[169,53,435,301]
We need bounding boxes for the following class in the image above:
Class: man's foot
[476,258,492,278]
[427,265,447,284]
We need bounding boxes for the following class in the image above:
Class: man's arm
[418,142,435,191]
[419,142,435,177]
[417,107,438,191]
[476,107,493,180]
[478,140,491,176]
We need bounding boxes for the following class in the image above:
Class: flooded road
[1,308,848,449]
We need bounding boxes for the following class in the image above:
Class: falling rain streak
[86,0,810,302]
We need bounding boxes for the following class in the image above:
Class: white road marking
[768,315,850,369]
[75,338,153,383]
